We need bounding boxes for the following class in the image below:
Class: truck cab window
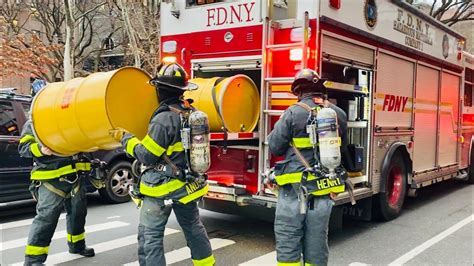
[0,101,19,136]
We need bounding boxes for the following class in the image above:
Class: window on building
[103,37,115,50]
[0,101,19,136]
[187,0,225,7]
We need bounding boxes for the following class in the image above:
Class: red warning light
[330,0,341,9]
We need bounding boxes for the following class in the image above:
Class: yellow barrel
[185,75,260,133]
[31,67,158,156]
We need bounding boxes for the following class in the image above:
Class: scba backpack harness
[290,102,355,214]
[129,101,211,208]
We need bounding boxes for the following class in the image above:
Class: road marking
[389,214,474,265]
[239,251,276,265]
[0,213,66,231]
[124,238,235,266]
[107,215,121,219]
[10,228,180,266]
[1,221,129,251]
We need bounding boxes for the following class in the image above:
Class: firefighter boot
[69,247,95,257]
[64,179,94,257]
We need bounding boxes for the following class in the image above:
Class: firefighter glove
[40,145,53,156]
[109,127,128,142]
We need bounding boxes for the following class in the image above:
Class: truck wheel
[99,161,132,203]
[375,151,407,221]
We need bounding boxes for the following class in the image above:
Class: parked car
[0,89,134,204]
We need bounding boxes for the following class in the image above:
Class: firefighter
[111,63,214,266]
[268,68,348,266]
[19,121,95,265]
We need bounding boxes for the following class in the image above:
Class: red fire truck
[159,0,471,221]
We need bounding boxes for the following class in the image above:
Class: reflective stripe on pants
[192,254,216,266]
[275,186,334,266]
[25,245,49,256]
[25,179,87,264]
[138,197,213,266]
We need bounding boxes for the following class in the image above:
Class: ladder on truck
[257,12,310,193]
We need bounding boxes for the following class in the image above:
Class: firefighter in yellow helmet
[111,63,214,266]
[268,68,348,266]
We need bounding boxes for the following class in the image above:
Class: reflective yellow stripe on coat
[292,137,313,148]
[126,137,141,156]
[141,135,166,157]
[166,142,184,155]
[20,134,35,144]
[311,183,345,196]
[139,179,186,197]
[127,136,184,158]
[275,172,317,186]
[30,143,43,157]
[31,163,91,180]
[179,184,209,204]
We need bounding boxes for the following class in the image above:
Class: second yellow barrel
[185,75,260,133]
[32,67,158,156]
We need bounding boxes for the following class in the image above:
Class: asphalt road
[0,180,472,265]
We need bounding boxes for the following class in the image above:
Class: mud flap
[340,196,372,221]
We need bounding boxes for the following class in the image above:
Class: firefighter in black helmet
[268,68,348,266]
[111,63,214,266]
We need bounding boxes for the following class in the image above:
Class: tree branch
[76,15,94,59]
[75,2,106,21]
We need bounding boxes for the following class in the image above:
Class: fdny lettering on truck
[206,2,255,27]
[382,94,409,112]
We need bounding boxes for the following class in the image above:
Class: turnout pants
[137,196,214,266]
[24,178,87,265]
[275,186,334,266]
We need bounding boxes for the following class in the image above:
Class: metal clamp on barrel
[211,77,228,150]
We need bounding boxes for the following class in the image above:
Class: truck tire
[99,161,133,203]
[375,151,407,221]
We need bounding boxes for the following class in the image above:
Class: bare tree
[62,0,107,80]
[406,0,473,26]
[117,0,140,67]
[116,0,161,75]
[1,1,121,81]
